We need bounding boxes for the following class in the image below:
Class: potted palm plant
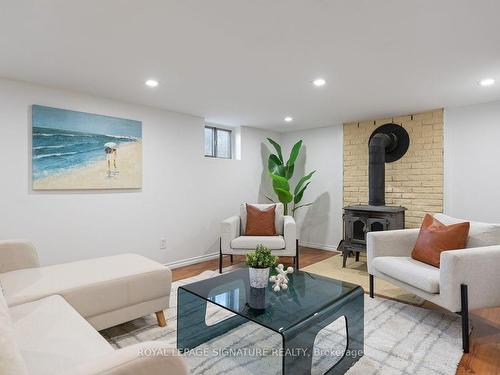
[246,245,278,288]
[266,138,316,216]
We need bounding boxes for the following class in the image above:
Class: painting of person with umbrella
[104,142,119,177]
[31,105,142,189]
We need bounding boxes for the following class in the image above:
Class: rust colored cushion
[411,214,470,268]
[245,204,277,236]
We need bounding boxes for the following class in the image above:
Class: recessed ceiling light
[284,116,293,122]
[479,78,495,87]
[313,78,326,87]
[145,79,159,87]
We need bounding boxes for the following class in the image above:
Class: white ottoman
[0,245,171,331]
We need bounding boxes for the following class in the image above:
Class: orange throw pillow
[411,214,470,268]
[245,204,277,236]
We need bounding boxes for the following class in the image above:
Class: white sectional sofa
[0,240,188,375]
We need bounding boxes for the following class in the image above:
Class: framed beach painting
[32,105,142,190]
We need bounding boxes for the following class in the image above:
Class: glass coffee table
[177,268,364,374]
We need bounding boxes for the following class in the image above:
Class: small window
[205,126,232,159]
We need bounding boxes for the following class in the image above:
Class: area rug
[101,270,462,375]
[302,253,426,306]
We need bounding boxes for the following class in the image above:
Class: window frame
[204,125,232,159]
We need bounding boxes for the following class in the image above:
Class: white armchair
[367,213,500,353]
[220,203,298,273]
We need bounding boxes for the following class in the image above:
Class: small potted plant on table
[246,244,278,288]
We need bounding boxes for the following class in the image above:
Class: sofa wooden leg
[155,311,166,327]
[369,274,374,298]
[461,284,470,353]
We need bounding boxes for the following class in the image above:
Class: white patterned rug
[100,271,462,375]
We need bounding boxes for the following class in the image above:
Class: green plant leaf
[270,173,292,206]
[285,164,294,180]
[246,245,278,268]
[268,154,282,168]
[292,202,313,213]
[270,173,290,191]
[294,170,316,195]
[294,181,310,204]
[287,140,303,166]
[268,154,285,176]
[275,188,293,204]
[267,138,284,163]
[265,195,276,203]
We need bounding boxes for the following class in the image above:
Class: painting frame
[31,105,142,190]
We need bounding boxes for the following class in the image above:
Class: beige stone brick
[413,111,433,121]
[393,115,412,124]
[375,118,392,125]
[343,109,443,223]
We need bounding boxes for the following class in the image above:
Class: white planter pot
[249,267,270,288]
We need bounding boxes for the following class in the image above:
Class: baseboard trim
[299,241,338,252]
[165,242,337,269]
[165,252,219,269]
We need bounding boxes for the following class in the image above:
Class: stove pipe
[368,133,393,206]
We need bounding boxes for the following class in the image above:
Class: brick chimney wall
[343,109,444,228]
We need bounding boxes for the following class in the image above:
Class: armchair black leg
[355,251,360,262]
[461,284,470,353]
[219,238,223,274]
[295,239,300,270]
[230,255,233,263]
[369,274,374,298]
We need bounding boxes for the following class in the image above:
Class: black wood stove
[340,123,409,267]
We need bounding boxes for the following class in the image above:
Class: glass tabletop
[179,268,362,333]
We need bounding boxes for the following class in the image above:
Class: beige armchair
[367,213,500,353]
[220,203,298,273]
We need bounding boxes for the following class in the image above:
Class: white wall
[444,100,500,222]
[6,75,497,266]
[280,125,343,250]
[0,78,277,266]
[261,100,500,252]
[278,100,500,252]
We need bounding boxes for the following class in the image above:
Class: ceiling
[1,0,499,131]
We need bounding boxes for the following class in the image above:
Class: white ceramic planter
[249,267,270,288]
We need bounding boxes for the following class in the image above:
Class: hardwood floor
[457,307,500,375]
[171,247,500,375]
[171,246,335,281]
